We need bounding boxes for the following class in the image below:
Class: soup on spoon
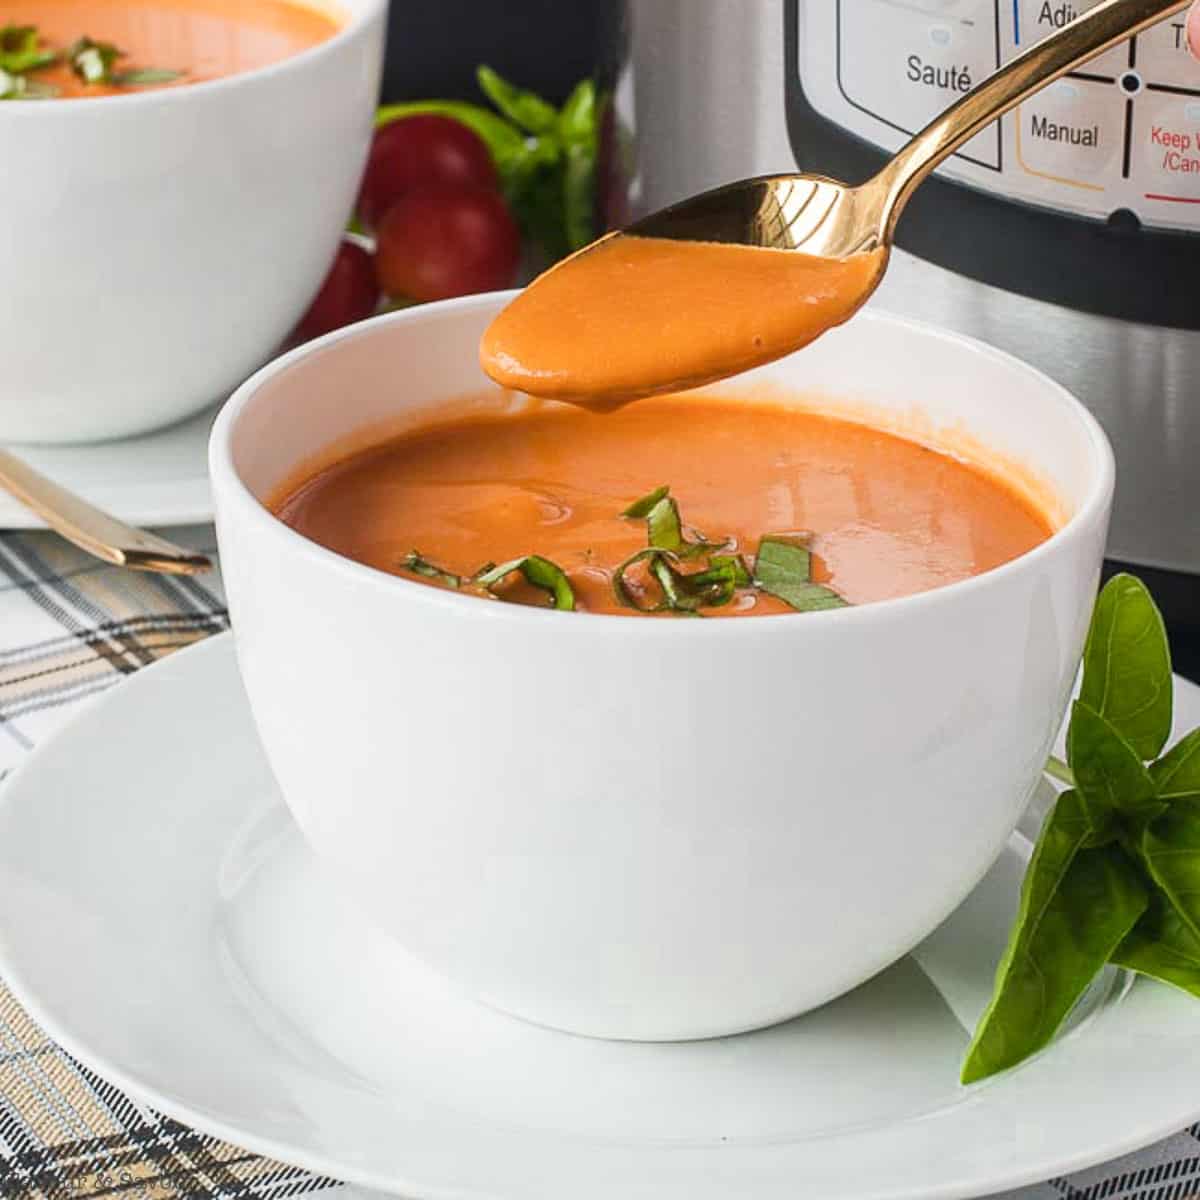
[479,236,885,405]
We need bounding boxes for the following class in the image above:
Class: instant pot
[631,0,1200,670]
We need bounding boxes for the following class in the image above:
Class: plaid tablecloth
[0,526,1197,1200]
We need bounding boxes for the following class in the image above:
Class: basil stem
[960,790,1148,1083]
[1078,572,1173,761]
[474,555,575,611]
[753,534,847,612]
[476,64,558,135]
[401,551,461,590]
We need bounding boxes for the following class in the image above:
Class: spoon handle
[0,448,212,575]
[875,0,1190,229]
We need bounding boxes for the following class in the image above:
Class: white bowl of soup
[210,293,1113,1042]
[0,0,384,444]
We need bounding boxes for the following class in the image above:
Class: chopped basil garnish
[753,534,848,612]
[68,37,121,84]
[474,555,575,610]
[401,551,461,589]
[0,24,55,73]
[621,485,726,559]
[0,68,57,98]
[111,67,185,85]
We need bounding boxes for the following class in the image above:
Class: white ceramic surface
[2,636,1200,1200]
[0,402,215,529]
[210,297,1114,1041]
[0,0,385,445]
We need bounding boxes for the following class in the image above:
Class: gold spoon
[483,0,1189,403]
[0,449,212,575]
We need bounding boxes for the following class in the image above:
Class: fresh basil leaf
[1112,890,1200,999]
[1150,728,1200,802]
[711,553,752,589]
[621,487,722,559]
[400,551,461,589]
[1136,801,1200,944]
[68,37,122,85]
[557,80,598,249]
[476,64,558,135]
[1066,700,1164,834]
[1078,573,1172,761]
[474,555,575,611]
[961,789,1148,1083]
[753,534,848,612]
[621,486,670,519]
[612,548,668,612]
[651,554,750,613]
[112,67,184,85]
[557,78,597,147]
[0,24,56,73]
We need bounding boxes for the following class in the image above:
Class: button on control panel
[797,0,1200,230]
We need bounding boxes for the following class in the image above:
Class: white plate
[0,403,217,530]
[1,634,1199,1200]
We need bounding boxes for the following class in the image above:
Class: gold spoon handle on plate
[875,0,1191,234]
[0,449,212,575]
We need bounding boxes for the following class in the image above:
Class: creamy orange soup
[1,0,340,97]
[271,395,1054,617]
[480,237,884,405]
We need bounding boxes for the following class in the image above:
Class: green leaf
[0,24,56,73]
[753,534,848,613]
[621,487,722,559]
[68,37,122,85]
[400,551,461,590]
[1078,573,1172,761]
[1150,728,1200,802]
[612,548,669,612]
[557,80,599,249]
[621,486,669,519]
[557,78,597,147]
[652,553,751,613]
[111,67,184,85]
[1113,890,1200,999]
[474,555,575,611]
[961,789,1148,1083]
[1066,700,1164,834]
[476,64,558,134]
[1136,801,1200,944]
[375,101,527,173]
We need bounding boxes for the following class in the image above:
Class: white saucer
[0,403,217,530]
[1,634,1199,1200]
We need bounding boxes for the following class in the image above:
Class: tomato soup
[0,0,340,98]
[480,237,884,404]
[271,395,1054,617]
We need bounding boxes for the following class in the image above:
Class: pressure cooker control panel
[797,1,1200,231]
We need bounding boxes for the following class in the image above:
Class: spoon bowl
[482,0,1189,405]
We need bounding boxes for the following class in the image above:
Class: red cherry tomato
[374,184,521,303]
[357,115,498,231]
[291,240,379,344]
